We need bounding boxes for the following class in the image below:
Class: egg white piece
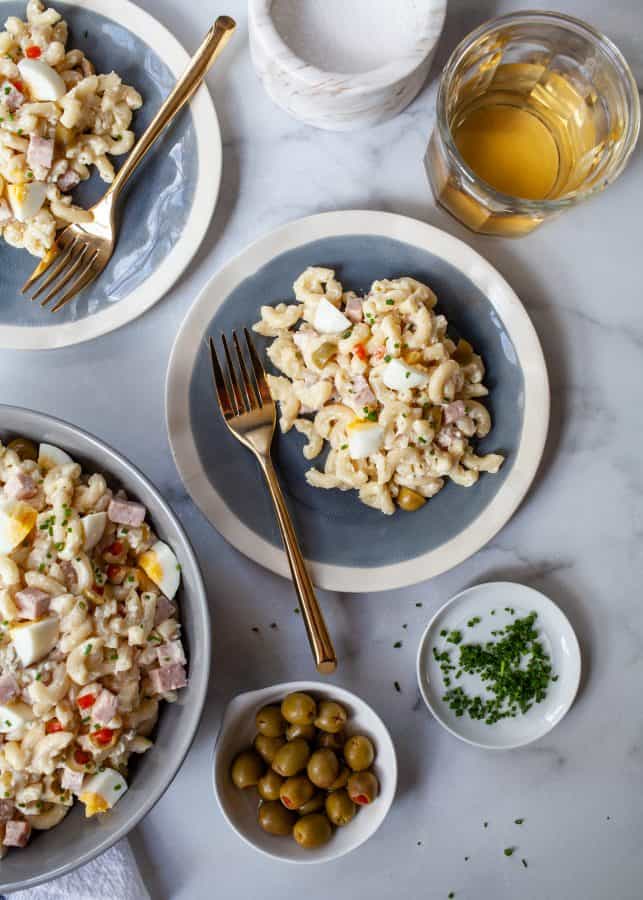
[17,58,66,100]
[80,768,128,817]
[81,512,107,551]
[382,357,430,391]
[347,420,384,460]
[314,297,352,334]
[38,442,73,470]
[11,616,59,667]
[7,182,47,222]
[0,499,37,553]
[138,540,180,600]
[0,701,34,733]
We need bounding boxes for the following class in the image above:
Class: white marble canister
[249,0,447,131]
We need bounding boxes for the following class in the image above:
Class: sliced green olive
[452,338,474,365]
[7,437,37,461]
[311,341,337,369]
[396,486,426,512]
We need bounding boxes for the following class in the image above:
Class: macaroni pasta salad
[253,267,505,515]
[0,438,187,853]
[0,0,142,257]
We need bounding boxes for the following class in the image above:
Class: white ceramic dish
[416,582,581,750]
[166,209,550,593]
[213,681,397,863]
[0,0,221,350]
[248,0,446,130]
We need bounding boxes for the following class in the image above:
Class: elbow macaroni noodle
[253,267,505,515]
[0,439,186,854]
[0,1,142,256]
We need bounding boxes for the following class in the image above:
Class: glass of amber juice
[425,12,640,236]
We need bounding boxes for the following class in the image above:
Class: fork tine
[244,328,271,406]
[50,250,100,313]
[40,244,89,307]
[20,229,75,295]
[232,330,258,410]
[29,236,79,301]
[221,333,246,414]
[208,337,234,419]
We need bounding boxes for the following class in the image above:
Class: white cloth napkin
[8,840,149,900]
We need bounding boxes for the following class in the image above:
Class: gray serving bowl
[0,405,211,892]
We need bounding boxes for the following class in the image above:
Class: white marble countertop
[2,1,643,898]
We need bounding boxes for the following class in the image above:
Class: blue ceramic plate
[166,211,549,592]
[0,0,221,350]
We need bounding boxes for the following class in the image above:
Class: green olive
[230,749,264,789]
[297,792,326,815]
[281,692,317,726]
[253,733,285,765]
[347,770,379,806]
[343,735,375,771]
[327,764,349,791]
[314,700,347,734]
[311,341,337,369]
[325,789,356,826]
[286,723,316,742]
[255,704,287,737]
[396,486,426,512]
[279,775,315,810]
[316,729,345,751]
[452,338,474,365]
[257,800,297,836]
[7,437,38,461]
[271,738,310,777]
[293,813,333,849]
[257,769,284,801]
[306,749,339,789]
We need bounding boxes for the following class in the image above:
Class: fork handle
[106,16,236,199]
[259,458,338,674]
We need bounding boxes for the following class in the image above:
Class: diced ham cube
[107,499,146,527]
[57,167,81,193]
[4,471,38,500]
[443,400,466,424]
[157,640,185,668]
[15,587,50,619]
[26,135,53,175]
[344,296,363,323]
[0,674,18,704]
[61,766,85,794]
[351,375,376,408]
[154,595,176,626]
[149,663,187,694]
[91,688,118,725]
[0,198,12,223]
[3,820,31,847]
[0,800,14,822]
[1,81,24,112]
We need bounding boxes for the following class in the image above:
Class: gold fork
[21,15,236,312]
[208,329,338,675]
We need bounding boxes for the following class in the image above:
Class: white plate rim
[0,0,221,351]
[165,209,550,593]
[415,581,582,750]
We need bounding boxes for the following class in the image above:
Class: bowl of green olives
[213,682,397,862]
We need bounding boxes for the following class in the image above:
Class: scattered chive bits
[394,681,401,693]
[434,612,556,725]
[393,641,402,649]
[522,858,528,868]
[514,818,524,825]
[504,847,515,857]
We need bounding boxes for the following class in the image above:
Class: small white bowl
[249,0,447,130]
[213,681,397,863]
[416,582,582,750]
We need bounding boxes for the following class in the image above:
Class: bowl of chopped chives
[416,582,581,749]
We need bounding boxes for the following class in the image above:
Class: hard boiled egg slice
[138,541,180,600]
[346,419,384,460]
[17,58,66,101]
[382,357,430,391]
[79,768,128,818]
[0,499,37,553]
[0,701,34,733]
[11,616,59,666]
[81,512,107,551]
[7,182,47,222]
[38,442,73,470]
[314,297,352,334]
